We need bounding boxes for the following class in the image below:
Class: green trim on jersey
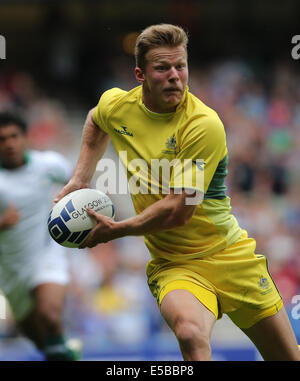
[24,151,30,164]
[204,154,228,200]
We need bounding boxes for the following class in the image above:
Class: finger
[54,187,75,204]
[54,194,63,203]
[79,237,88,249]
[79,227,94,249]
[79,237,91,249]
[54,189,68,203]
[54,183,89,203]
[86,208,101,221]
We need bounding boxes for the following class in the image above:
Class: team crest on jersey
[258,276,270,290]
[166,135,177,150]
[162,135,177,154]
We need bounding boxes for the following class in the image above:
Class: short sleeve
[42,151,73,184]
[170,113,227,195]
[93,88,127,133]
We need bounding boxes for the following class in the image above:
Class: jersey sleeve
[42,151,73,184]
[93,88,127,133]
[170,113,227,196]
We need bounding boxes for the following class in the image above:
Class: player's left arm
[80,189,198,248]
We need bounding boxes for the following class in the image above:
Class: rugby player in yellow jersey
[55,24,300,361]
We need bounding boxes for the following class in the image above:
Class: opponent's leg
[160,288,217,361]
[32,282,66,340]
[241,306,300,361]
[19,282,79,360]
[18,309,44,349]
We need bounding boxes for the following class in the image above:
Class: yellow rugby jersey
[93,86,242,260]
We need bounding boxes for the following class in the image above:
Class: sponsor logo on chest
[114,126,134,137]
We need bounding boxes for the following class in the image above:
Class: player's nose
[168,67,180,81]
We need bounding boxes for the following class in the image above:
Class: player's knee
[174,319,210,353]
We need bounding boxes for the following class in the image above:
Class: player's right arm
[0,204,19,231]
[54,107,110,203]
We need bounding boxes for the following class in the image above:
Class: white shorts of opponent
[0,241,69,322]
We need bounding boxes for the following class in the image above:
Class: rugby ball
[48,188,115,248]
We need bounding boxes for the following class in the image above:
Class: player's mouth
[4,149,22,161]
[164,87,181,92]
[5,149,17,157]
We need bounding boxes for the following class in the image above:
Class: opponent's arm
[80,189,198,248]
[54,108,110,202]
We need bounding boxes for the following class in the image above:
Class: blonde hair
[135,24,188,70]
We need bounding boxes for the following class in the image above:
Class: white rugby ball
[48,188,115,248]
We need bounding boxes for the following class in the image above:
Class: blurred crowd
[0,57,299,343]
[0,69,74,155]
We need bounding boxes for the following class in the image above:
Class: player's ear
[135,67,145,84]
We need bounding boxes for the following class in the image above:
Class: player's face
[135,45,188,113]
[0,124,27,168]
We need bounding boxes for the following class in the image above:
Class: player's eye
[155,65,167,71]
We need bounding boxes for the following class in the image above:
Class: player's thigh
[160,287,217,340]
[242,306,300,361]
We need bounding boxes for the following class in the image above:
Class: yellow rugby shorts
[147,230,283,329]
